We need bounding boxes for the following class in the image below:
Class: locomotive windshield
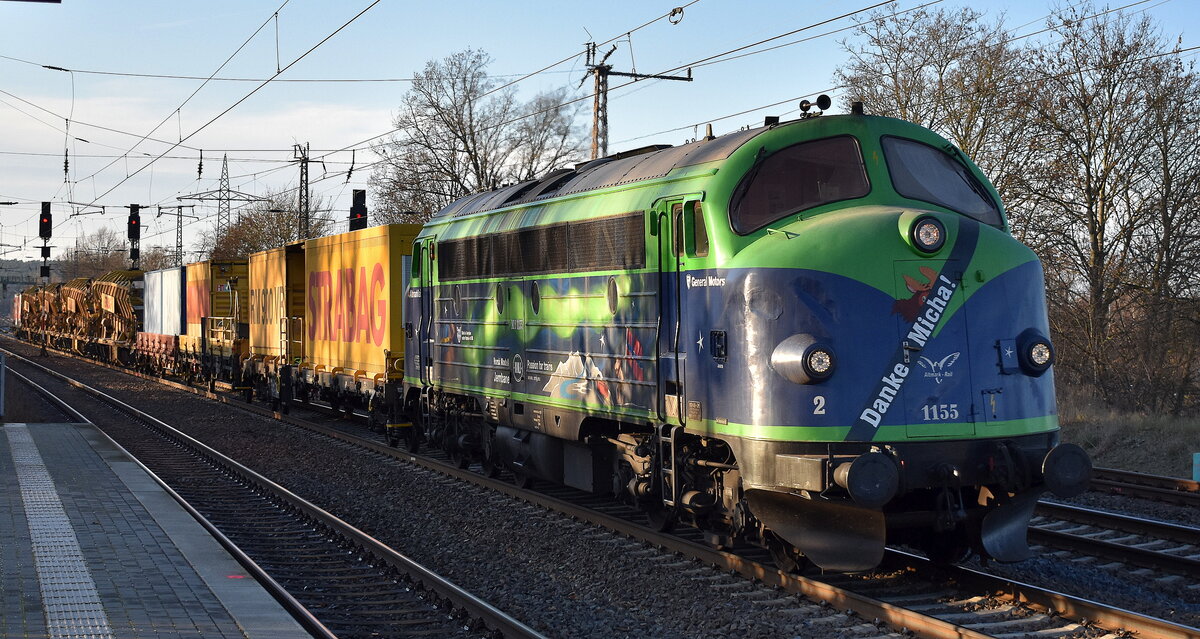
[881,136,1002,227]
[729,135,870,234]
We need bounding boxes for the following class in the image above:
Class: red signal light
[128,204,141,240]
[39,202,52,239]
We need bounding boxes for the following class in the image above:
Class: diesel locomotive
[401,102,1090,571]
[13,102,1091,572]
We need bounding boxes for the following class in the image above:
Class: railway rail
[1030,502,1200,576]
[3,348,544,639]
[1090,467,1200,506]
[7,340,1197,639]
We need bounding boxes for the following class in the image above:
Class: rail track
[3,350,543,639]
[6,337,1199,638]
[1030,502,1200,576]
[1090,467,1200,506]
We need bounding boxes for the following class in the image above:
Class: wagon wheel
[766,532,809,574]
[368,407,385,434]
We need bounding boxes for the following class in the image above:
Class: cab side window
[673,201,710,258]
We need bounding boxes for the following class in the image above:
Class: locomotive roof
[430,125,767,221]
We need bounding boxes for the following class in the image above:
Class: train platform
[0,421,310,639]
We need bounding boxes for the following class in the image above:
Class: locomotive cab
[687,114,1092,570]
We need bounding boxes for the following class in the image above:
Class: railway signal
[128,204,141,269]
[128,204,141,240]
[349,189,368,231]
[39,202,52,239]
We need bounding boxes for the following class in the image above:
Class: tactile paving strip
[6,424,115,639]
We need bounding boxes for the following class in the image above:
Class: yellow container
[248,243,305,361]
[303,224,419,379]
[183,260,249,356]
[185,260,249,336]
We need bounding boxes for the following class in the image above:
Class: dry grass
[1057,385,1200,478]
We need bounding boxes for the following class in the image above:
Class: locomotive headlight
[1016,329,1054,376]
[1029,342,1052,367]
[806,348,834,377]
[771,334,836,384]
[911,216,945,253]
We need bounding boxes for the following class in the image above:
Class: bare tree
[200,186,332,259]
[1124,53,1200,413]
[1022,7,1169,401]
[836,5,1035,213]
[60,227,133,279]
[370,49,585,223]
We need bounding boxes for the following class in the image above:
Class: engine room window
[881,136,1002,228]
[729,136,869,235]
[437,212,645,281]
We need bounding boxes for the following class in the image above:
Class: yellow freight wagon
[180,260,250,384]
[248,242,305,362]
[299,224,419,405]
[243,243,306,407]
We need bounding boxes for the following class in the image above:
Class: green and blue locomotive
[402,102,1091,571]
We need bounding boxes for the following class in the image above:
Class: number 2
[813,396,826,415]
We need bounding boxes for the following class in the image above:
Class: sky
[0,0,1196,264]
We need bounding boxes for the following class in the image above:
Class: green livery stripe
[690,414,1058,442]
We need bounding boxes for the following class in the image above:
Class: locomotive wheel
[767,533,809,574]
[919,531,972,566]
[480,431,502,478]
[405,424,422,453]
[448,445,471,469]
[644,503,676,533]
[481,454,502,478]
[512,469,535,489]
